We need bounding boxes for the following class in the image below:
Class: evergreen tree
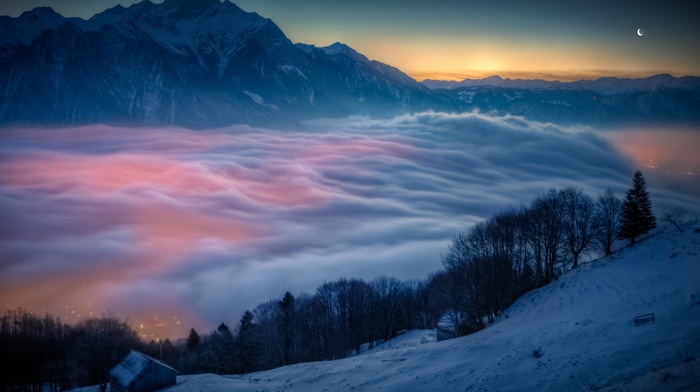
[217,322,232,335]
[618,170,656,244]
[206,322,234,374]
[186,328,201,351]
[236,310,259,373]
[279,292,295,365]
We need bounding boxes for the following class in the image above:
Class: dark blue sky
[1,0,698,80]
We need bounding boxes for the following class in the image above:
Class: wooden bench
[634,313,655,325]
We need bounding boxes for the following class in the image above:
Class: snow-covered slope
[165,225,700,391]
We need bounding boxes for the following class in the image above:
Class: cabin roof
[110,350,178,386]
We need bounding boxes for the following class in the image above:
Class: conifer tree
[186,328,201,351]
[618,170,656,244]
[279,292,295,365]
[236,310,259,373]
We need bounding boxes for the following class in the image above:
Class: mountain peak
[162,0,222,12]
[481,75,504,82]
[162,0,217,5]
[1,6,70,47]
[18,6,67,26]
[20,6,61,18]
[322,42,369,63]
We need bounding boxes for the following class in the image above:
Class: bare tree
[661,207,688,232]
[529,189,566,282]
[371,276,406,341]
[292,293,325,363]
[441,207,533,330]
[69,313,141,392]
[252,299,284,370]
[399,279,425,330]
[0,309,71,391]
[595,189,622,255]
[338,278,372,355]
[560,187,598,268]
[314,282,343,359]
[422,271,457,330]
[442,228,487,328]
[522,203,547,285]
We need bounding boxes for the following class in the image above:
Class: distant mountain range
[421,74,700,95]
[422,74,700,126]
[1,0,699,128]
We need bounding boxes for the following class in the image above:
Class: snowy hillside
[165,225,700,391]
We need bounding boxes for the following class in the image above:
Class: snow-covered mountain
[438,86,700,126]
[168,225,700,391]
[0,7,79,50]
[0,0,445,128]
[422,74,700,94]
[425,75,700,126]
[1,1,698,128]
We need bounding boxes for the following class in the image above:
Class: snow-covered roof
[110,350,178,386]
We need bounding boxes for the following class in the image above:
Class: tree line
[1,276,445,391]
[440,171,656,332]
[165,275,446,375]
[0,309,140,392]
[1,171,658,391]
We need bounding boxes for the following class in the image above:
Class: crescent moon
[637,28,644,37]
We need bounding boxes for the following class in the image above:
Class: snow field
[165,225,700,391]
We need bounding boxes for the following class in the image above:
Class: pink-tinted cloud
[1,117,696,338]
[300,136,417,163]
[0,124,422,337]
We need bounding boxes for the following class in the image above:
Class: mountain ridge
[1,2,699,128]
[422,73,700,95]
[0,0,448,128]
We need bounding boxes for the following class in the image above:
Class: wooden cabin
[110,350,178,392]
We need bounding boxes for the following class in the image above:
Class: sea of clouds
[1,112,697,338]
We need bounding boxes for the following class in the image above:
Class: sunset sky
[1,0,698,81]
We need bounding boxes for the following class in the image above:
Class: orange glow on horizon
[348,35,697,82]
[407,69,688,82]
[607,128,700,177]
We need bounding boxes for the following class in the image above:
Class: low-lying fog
[1,112,697,338]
